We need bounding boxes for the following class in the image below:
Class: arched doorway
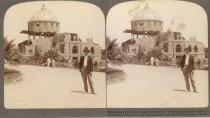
[188,45,192,52]
[194,45,198,52]
[90,47,95,54]
[175,44,181,53]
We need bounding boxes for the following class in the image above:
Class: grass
[4,67,23,85]
[4,68,21,75]
[106,67,126,84]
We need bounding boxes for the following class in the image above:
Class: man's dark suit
[180,54,197,92]
[180,55,195,72]
[79,56,95,93]
[79,56,93,73]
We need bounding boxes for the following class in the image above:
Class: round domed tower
[127,3,163,36]
[28,4,60,33]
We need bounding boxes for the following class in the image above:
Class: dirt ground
[4,64,208,108]
[4,65,106,108]
[107,64,208,108]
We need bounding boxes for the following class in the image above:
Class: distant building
[53,33,102,62]
[18,5,102,63]
[122,3,205,64]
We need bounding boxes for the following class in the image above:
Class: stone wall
[28,21,60,33]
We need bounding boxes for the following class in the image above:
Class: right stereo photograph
[106,0,208,108]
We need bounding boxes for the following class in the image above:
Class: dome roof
[134,3,161,21]
[29,4,59,22]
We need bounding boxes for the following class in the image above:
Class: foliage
[155,30,171,47]
[23,54,40,64]
[106,67,123,74]
[106,67,126,84]
[39,50,60,64]
[204,47,208,58]
[52,33,66,47]
[4,37,22,65]
[4,67,21,75]
[138,47,170,66]
[101,49,106,60]
[145,48,164,61]
[23,50,60,65]
[106,37,124,65]
[72,59,79,68]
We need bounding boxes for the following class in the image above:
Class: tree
[155,30,171,47]
[145,48,165,63]
[204,47,208,58]
[52,33,66,48]
[101,49,106,60]
[106,37,124,65]
[4,37,22,65]
[38,50,60,64]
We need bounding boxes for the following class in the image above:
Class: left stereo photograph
[4,1,106,108]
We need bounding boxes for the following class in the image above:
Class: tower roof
[134,3,161,21]
[29,4,59,22]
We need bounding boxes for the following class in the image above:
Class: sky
[106,0,208,47]
[4,1,105,48]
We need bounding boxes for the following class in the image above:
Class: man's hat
[83,47,90,52]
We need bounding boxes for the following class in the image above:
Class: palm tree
[106,37,124,65]
[145,48,166,63]
[106,37,126,84]
[155,30,171,47]
[38,50,60,64]
[4,37,22,65]
[4,37,23,77]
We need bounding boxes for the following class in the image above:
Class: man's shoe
[194,90,199,93]
[83,91,88,94]
[92,92,97,95]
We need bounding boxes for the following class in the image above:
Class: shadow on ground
[71,90,84,94]
[173,89,187,92]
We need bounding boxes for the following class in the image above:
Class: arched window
[163,43,168,52]
[188,45,192,52]
[74,36,77,41]
[194,46,198,52]
[36,23,40,26]
[139,22,143,25]
[132,48,136,53]
[59,44,65,53]
[72,46,78,54]
[71,35,74,41]
[90,47,95,54]
[176,44,181,53]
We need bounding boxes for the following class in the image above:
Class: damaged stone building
[122,4,205,64]
[18,5,102,63]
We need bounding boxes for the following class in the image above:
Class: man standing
[181,48,197,92]
[151,56,154,66]
[47,58,51,67]
[79,47,96,94]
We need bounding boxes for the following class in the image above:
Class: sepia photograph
[106,0,208,108]
[4,1,106,108]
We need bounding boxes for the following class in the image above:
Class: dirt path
[4,65,106,108]
[107,64,208,108]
